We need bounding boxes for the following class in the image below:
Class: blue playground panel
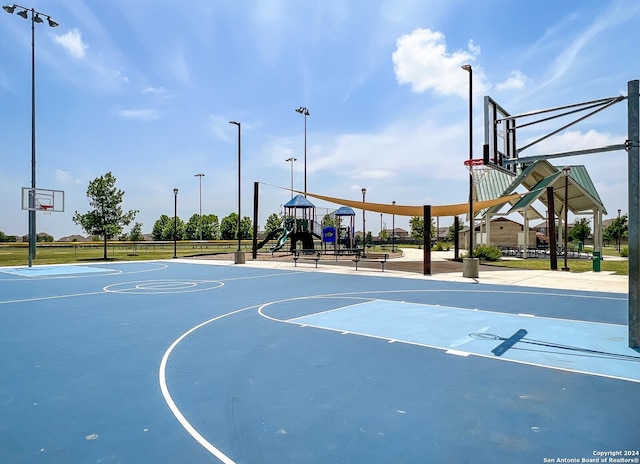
[0,261,637,463]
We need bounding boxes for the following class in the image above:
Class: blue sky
[1,0,639,239]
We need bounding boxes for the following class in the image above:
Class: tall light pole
[173,188,178,259]
[392,200,396,253]
[3,4,58,267]
[361,188,367,257]
[617,208,622,252]
[229,121,244,263]
[194,173,205,252]
[461,64,473,257]
[562,166,571,271]
[285,157,297,199]
[295,107,310,196]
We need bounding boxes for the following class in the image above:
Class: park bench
[352,252,389,272]
[293,250,322,268]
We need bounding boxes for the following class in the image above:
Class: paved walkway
[192,248,629,295]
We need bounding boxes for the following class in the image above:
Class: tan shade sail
[281,187,522,217]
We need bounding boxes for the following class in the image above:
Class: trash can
[592,250,601,272]
[578,241,583,252]
[463,258,479,278]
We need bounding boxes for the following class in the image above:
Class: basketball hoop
[39,205,53,215]
[463,159,491,184]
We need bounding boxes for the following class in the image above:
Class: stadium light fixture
[295,107,310,196]
[3,3,59,267]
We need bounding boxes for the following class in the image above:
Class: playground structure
[332,206,357,251]
[255,199,360,255]
[254,194,319,253]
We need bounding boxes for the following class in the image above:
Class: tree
[220,213,252,240]
[409,216,437,245]
[410,216,423,242]
[201,214,220,240]
[73,172,138,259]
[240,216,252,239]
[603,214,628,250]
[152,214,186,241]
[185,214,201,240]
[569,217,591,243]
[152,215,172,240]
[36,233,54,242]
[129,222,144,255]
[265,213,282,235]
[447,217,463,241]
[379,222,389,241]
[0,231,17,242]
[322,214,336,227]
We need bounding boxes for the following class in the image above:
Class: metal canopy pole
[423,205,431,275]
[628,79,639,348]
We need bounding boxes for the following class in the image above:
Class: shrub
[432,241,451,251]
[473,244,502,262]
[621,246,629,257]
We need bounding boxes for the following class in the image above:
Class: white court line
[257,295,639,384]
[158,305,261,464]
[0,262,168,281]
[0,291,105,305]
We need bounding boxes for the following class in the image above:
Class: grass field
[482,256,628,275]
[0,241,239,267]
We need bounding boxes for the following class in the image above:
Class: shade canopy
[283,189,521,217]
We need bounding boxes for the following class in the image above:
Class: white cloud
[523,129,623,155]
[115,70,129,84]
[143,86,167,95]
[496,70,527,91]
[55,169,72,183]
[392,28,488,98]
[54,29,89,59]
[55,169,84,187]
[116,108,162,121]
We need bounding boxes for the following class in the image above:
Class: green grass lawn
[478,244,628,275]
[0,241,239,267]
[481,257,628,275]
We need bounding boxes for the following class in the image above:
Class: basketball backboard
[483,96,517,175]
[21,187,65,212]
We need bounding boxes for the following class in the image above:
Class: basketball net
[40,205,53,215]
[463,159,491,184]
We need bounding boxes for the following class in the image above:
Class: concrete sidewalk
[189,248,629,294]
[398,248,628,294]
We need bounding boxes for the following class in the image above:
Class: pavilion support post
[423,205,431,275]
[546,187,558,270]
[454,216,460,260]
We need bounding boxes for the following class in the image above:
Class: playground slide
[256,228,283,250]
[270,228,291,252]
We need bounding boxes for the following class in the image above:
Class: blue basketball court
[1,260,637,463]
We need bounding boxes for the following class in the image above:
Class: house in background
[374,227,410,241]
[58,234,87,242]
[459,217,536,249]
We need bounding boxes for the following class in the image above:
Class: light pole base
[234,251,245,264]
[463,258,479,278]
